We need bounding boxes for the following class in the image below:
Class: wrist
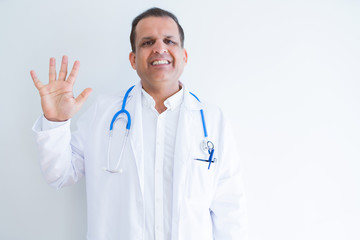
[43,114,69,122]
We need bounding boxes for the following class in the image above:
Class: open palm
[30,56,92,122]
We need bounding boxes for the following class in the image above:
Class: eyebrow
[140,35,176,41]
[140,37,153,41]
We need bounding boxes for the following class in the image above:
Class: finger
[75,88,92,108]
[58,55,68,81]
[67,60,80,85]
[30,70,44,90]
[49,57,56,82]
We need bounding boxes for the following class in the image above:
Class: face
[129,16,188,88]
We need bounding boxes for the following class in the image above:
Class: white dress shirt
[141,87,183,240]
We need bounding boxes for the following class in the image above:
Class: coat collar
[181,84,205,111]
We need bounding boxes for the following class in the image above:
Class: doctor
[31,7,247,240]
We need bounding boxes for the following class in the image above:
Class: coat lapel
[127,83,145,198]
[171,86,204,238]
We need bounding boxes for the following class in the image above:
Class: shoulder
[92,84,138,110]
[94,91,125,107]
[184,87,224,120]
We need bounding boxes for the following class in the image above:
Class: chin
[149,73,173,82]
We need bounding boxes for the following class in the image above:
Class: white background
[1,0,359,239]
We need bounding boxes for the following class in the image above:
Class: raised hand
[30,56,92,122]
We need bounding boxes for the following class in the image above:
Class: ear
[183,49,188,64]
[129,52,136,70]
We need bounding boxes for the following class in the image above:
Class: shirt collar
[141,88,156,108]
[164,86,184,110]
[141,85,184,111]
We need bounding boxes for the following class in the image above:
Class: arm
[31,56,92,188]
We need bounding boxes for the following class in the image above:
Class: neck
[141,80,181,113]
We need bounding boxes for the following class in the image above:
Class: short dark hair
[130,7,185,52]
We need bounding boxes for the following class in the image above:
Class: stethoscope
[105,85,215,174]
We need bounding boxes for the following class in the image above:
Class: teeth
[152,60,169,65]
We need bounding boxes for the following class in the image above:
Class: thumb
[75,88,92,108]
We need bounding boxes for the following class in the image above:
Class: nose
[152,40,168,54]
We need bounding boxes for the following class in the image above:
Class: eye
[141,40,154,46]
[164,39,176,45]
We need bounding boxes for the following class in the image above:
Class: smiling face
[129,16,188,89]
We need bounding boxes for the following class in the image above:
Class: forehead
[135,16,180,40]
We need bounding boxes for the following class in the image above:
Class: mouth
[151,59,171,66]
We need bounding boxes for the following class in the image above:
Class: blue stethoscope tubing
[189,92,215,169]
[105,86,134,173]
[105,85,215,173]
[110,85,135,131]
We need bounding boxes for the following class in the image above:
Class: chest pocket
[185,145,217,203]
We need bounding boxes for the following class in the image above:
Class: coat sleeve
[32,102,98,189]
[209,114,248,240]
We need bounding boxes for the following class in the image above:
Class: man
[31,7,247,240]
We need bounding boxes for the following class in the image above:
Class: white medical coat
[33,82,248,240]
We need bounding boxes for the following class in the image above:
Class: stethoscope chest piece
[200,139,209,152]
